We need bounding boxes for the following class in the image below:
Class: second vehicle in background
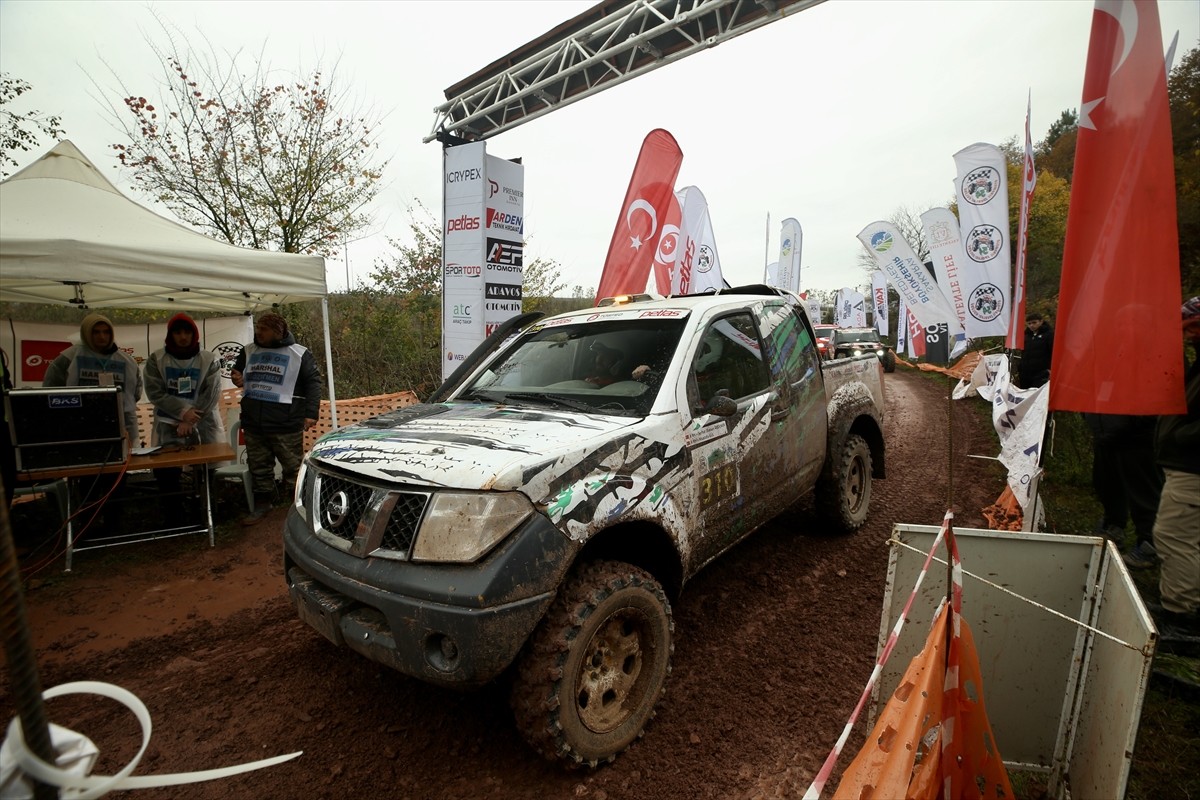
[813,323,839,361]
[831,326,896,373]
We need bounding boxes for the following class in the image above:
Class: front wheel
[510,560,673,768]
[882,350,896,373]
[817,433,873,532]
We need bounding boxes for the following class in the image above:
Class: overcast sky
[2,0,1197,296]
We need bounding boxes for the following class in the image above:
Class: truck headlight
[412,492,534,563]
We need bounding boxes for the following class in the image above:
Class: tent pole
[321,296,338,429]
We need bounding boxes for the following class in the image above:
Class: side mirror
[705,395,738,417]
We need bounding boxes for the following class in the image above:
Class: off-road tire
[510,560,673,768]
[817,433,873,532]
[882,350,896,373]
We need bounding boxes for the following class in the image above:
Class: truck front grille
[308,466,430,559]
[317,474,374,543]
[380,493,427,555]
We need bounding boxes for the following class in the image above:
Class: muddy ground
[4,367,1005,799]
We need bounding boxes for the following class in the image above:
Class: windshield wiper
[501,392,605,413]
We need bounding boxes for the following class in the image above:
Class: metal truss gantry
[425,0,825,143]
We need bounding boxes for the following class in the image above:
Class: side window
[757,301,820,388]
[690,313,770,408]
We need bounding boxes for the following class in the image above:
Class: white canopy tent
[0,140,339,422]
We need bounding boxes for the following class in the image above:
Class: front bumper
[283,506,578,687]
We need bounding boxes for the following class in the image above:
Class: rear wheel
[511,560,673,768]
[817,433,873,532]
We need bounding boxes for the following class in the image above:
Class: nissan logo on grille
[324,490,351,530]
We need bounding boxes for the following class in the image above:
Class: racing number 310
[701,464,738,509]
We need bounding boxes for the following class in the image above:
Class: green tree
[106,24,385,257]
[0,73,63,177]
[1169,45,1200,296]
[1037,108,1077,157]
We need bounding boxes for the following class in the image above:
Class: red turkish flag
[651,191,681,295]
[1051,0,1184,414]
[596,129,683,303]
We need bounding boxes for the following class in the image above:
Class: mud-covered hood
[306,402,638,492]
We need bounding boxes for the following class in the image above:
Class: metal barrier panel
[876,525,1153,798]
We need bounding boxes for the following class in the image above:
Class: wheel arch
[825,389,886,481]
[573,521,685,602]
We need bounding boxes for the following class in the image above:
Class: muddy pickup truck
[283,286,885,767]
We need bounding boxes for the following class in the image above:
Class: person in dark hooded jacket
[231,312,322,524]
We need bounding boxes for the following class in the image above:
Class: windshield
[836,330,880,344]
[457,316,687,417]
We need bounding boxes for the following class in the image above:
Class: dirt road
[5,367,1005,799]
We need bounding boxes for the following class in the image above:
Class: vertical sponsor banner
[919,208,969,328]
[774,218,803,294]
[835,288,867,327]
[895,294,908,355]
[858,221,966,344]
[672,185,724,295]
[952,143,1011,338]
[442,142,487,380]
[764,262,780,288]
[907,308,927,358]
[871,271,888,337]
[596,129,683,302]
[1052,0,1183,414]
[1007,92,1037,351]
[484,152,525,349]
[798,292,822,325]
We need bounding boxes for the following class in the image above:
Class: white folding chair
[213,412,253,512]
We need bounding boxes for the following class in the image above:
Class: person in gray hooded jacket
[144,312,226,498]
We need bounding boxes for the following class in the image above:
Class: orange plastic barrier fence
[981,486,1024,532]
[833,604,1013,800]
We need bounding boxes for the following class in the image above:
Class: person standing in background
[231,312,321,525]
[1,348,15,508]
[43,313,142,446]
[1082,412,1163,567]
[1149,296,1200,641]
[144,313,226,498]
[1018,312,1054,389]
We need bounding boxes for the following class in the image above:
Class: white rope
[1,681,301,798]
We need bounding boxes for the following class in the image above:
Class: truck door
[683,309,780,570]
[755,299,827,498]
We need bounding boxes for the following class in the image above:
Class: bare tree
[104,21,386,257]
[0,73,63,177]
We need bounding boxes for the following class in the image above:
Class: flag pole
[763,212,770,282]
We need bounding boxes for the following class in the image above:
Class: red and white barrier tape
[802,510,954,800]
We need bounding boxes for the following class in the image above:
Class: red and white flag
[1051,0,1184,414]
[597,129,683,302]
[1007,92,1037,351]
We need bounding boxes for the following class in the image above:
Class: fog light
[425,633,460,672]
